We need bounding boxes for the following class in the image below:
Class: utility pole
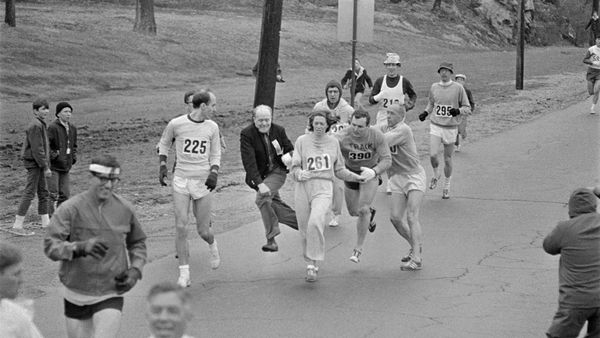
[253,0,283,110]
[594,0,599,14]
[350,0,358,107]
[516,0,524,90]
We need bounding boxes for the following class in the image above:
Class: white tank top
[378,75,405,111]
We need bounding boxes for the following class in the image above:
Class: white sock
[444,176,452,189]
[179,265,190,278]
[13,215,25,229]
[41,214,50,227]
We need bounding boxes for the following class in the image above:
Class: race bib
[381,97,402,108]
[348,151,372,161]
[329,123,348,134]
[182,138,208,156]
[306,154,331,171]
[434,104,453,117]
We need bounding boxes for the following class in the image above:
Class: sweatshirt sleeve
[44,205,78,261]
[126,212,147,275]
[209,123,222,168]
[368,77,384,104]
[402,78,417,110]
[373,131,392,175]
[543,223,564,255]
[157,121,175,156]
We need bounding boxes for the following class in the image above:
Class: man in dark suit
[240,105,298,252]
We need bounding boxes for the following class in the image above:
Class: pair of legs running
[588,76,600,114]
[429,132,455,199]
[389,189,424,270]
[344,178,378,263]
[65,297,123,338]
[173,191,219,287]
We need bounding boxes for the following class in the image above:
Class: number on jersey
[348,151,372,160]
[183,139,207,154]
[306,154,331,171]
[434,104,452,117]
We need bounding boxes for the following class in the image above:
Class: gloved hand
[114,267,141,294]
[373,92,383,103]
[593,60,600,66]
[159,165,168,186]
[449,108,461,117]
[50,150,59,160]
[73,238,109,259]
[72,153,77,165]
[418,111,428,122]
[360,167,376,181]
[205,171,218,191]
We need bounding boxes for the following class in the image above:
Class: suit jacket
[240,122,293,190]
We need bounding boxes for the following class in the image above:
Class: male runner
[419,62,471,199]
[157,90,221,288]
[379,104,426,271]
[583,36,600,114]
[335,110,391,263]
[369,52,417,130]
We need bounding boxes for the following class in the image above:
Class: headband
[89,164,120,176]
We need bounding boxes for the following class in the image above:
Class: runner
[379,104,426,271]
[341,58,373,108]
[44,154,147,338]
[368,52,417,130]
[313,80,354,227]
[583,36,600,114]
[418,62,471,199]
[453,74,475,151]
[157,90,222,288]
[334,109,391,263]
[291,110,363,281]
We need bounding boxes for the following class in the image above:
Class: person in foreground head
[146,282,195,338]
[0,240,44,338]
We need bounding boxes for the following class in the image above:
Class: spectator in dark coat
[11,98,52,236]
[341,58,373,108]
[48,101,78,215]
[586,11,600,46]
[240,105,298,252]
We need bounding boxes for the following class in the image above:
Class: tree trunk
[133,0,156,35]
[5,0,16,27]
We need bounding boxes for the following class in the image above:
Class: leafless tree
[134,0,156,35]
[5,0,16,27]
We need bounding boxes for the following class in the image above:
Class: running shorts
[587,67,600,82]
[430,123,458,145]
[173,175,210,200]
[388,166,426,195]
[64,297,124,320]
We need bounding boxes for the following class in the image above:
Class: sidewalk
[34,101,599,338]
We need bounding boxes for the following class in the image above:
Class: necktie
[263,133,273,171]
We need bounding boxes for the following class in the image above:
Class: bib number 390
[306,154,331,171]
[183,139,207,154]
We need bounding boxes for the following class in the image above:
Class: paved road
[34,100,598,337]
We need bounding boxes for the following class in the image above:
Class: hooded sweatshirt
[543,188,600,308]
[313,80,354,124]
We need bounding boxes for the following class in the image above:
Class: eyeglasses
[93,174,120,183]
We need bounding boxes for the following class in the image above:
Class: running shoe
[442,188,450,199]
[5,227,35,236]
[177,274,191,288]
[401,249,414,263]
[401,258,422,271]
[350,248,362,263]
[328,215,339,227]
[305,265,318,282]
[429,176,440,190]
[209,240,220,269]
[368,208,377,233]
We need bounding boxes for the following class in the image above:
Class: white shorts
[172,176,210,200]
[388,166,426,195]
[430,123,458,145]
